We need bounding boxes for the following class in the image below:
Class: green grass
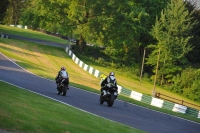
[0,25,67,44]
[0,25,200,124]
[0,38,100,90]
[0,81,144,133]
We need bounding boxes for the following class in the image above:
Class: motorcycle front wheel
[99,94,104,104]
[107,94,115,107]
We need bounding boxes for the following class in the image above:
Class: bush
[168,67,200,101]
[95,57,105,65]
[183,81,200,102]
[143,73,151,82]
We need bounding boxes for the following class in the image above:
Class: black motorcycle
[57,78,69,96]
[99,86,118,107]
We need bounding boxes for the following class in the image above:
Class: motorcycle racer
[100,72,118,96]
[55,66,69,91]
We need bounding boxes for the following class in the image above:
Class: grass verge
[0,25,67,44]
[0,81,145,133]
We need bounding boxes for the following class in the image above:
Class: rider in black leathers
[55,66,69,90]
[101,72,118,96]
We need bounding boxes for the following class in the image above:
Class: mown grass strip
[0,25,67,44]
[0,81,145,133]
[0,39,100,90]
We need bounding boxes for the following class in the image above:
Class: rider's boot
[56,83,60,91]
[57,86,60,94]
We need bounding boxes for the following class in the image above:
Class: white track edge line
[1,52,200,125]
[0,79,132,128]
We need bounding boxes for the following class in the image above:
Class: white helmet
[109,72,115,76]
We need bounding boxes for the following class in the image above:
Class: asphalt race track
[0,52,200,133]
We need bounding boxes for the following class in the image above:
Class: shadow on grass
[16,61,45,72]
[0,44,40,57]
[0,39,71,59]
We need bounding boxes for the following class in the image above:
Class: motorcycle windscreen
[61,71,68,78]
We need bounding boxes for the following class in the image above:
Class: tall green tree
[185,1,200,64]
[3,0,26,24]
[60,0,148,56]
[138,0,170,47]
[146,0,197,84]
[0,0,9,23]
[19,0,147,65]
[21,0,71,33]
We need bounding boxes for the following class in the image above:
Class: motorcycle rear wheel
[61,85,67,96]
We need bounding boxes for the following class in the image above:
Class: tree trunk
[77,35,86,53]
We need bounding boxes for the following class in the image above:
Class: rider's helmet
[61,66,66,71]
[109,72,115,76]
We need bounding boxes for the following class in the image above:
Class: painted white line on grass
[1,52,200,125]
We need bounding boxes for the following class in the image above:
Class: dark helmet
[61,66,66,71]
[109,72,115,76]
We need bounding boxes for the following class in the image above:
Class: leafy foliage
[169,68,200,101]
[146,0,197,83]
[137,0,170,46]
[185,2,200,63]
[0,0,9,23]
[2,0,27,24]
[1,0,200,102]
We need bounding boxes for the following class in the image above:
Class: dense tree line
[1,0,200,101]
[0,0,9,23]
[147,0,197,83]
